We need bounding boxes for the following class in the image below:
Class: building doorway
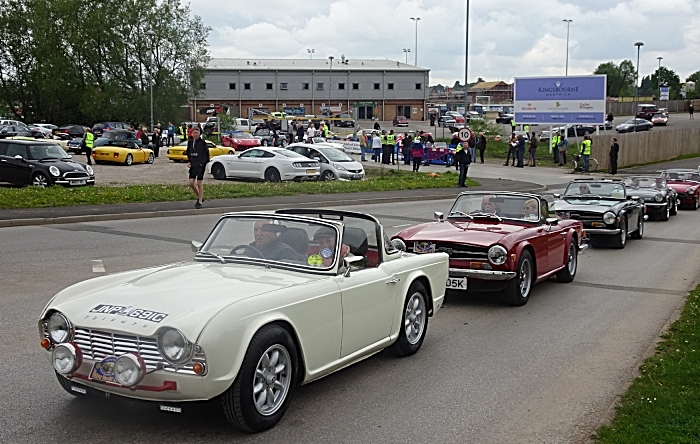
[396,105,411,120]
[357,106,374,120]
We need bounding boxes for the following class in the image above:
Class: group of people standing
[504,132,539,167]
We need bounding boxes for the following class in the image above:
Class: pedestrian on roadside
[296,123,305,143]
[187,124,193,139]
[135,127,143,140]
[374,121,381,130]
[515,133,526,168]
[467,133,477,166]
[359,129,367,161]
[306,121,315,142]
[180,123,187,141]
[510,118,516,134]
[477,132,487,163]
[186,126,209,209]
[580,134,592,173]
[151,127,160,158]
[551,132,561,164]
[402,133,412,165]
[411,137,424,172]
[690,103,695,120]
[139,127,149,148]
[380,130,390,164]
[455,141,472,187]
[372,131,382,162]
[167,121,175,147]
[609,137,620,175]
[429,112,436,126]
[557,131,569,166]
[82,127,94,165]
[528,132,539,167]
[387,130,396,164]
[450,133,460,170]
[504,134,517,166]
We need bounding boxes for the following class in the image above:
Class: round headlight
[52,343,82,375]
[47,312,72,343]
[86,165,94,175]
[603,212,616,225]
[686,187,696,194]
[487,245,508,265]
[49,165,60,177]
[114,353,146,386]
[654,193,664,202]
[158,328,192,364]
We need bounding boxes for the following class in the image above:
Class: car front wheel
[222,324,298,433]
[211,163,226,180]
[31,172,50,187]
[321,170,336,181]
[504,250,533,306]
[631,215,644,239]
[659,203,670,221]
[556,239,578,282]
[612,216,627,248]
[391,281,428,357]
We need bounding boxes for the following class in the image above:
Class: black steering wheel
[230,244,264,258]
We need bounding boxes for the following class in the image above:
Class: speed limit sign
[458,128,472,142]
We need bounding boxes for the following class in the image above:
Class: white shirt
[307,127,315,139]
[372,135,382,148]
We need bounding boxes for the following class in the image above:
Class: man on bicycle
[580,135,592,173]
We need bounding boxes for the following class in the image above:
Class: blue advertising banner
[283,107,306,115]
[514,75,607,124]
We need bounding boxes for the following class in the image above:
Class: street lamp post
[657,56,663,101]
[634,41,644,132]
[563,19,573,76]
[403,48,410,64]
[328,56,334,113]
[307,48,315,59]
[465,0,470,114]
[145,29,156,132]
[410,17,420,65]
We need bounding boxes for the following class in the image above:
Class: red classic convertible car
[660,169,700,210]
[393,192,586,306]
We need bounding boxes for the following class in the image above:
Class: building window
[200,83,206,90]
[338,83,345,90]
[415,83,422,90]
[229,83,236,90]
[280,83,288,90]
[317,83,324,91]
[244,83,251,90]
[352,83,359,90]
[302,83,309,90]
[388,83,394,90]
[374,83,380,90]
[266,83,273,90]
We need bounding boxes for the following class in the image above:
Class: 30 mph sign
[458,128,472,142]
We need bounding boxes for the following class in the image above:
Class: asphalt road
[2,193,699,443]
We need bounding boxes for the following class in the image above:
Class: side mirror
[342,254,365,277]
[390,238,406,252]
[191,240,203,253]
[14,155,23,160]
[553,193,561,199]
[434,211,444,221]
[546,217,559,226]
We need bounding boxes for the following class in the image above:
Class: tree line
[0,0,210,126]
[594,60,698,100]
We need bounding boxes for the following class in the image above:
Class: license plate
[70,180,86,185]
[446,277,468,290]
[306,169,316,174]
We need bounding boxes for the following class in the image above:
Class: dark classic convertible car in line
[549,179,645,249]
[393,192,586,307]
[622,176,678,221]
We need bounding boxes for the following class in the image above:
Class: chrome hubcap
[32,175,47,187]
[567,244,577,275]
[253,344,291,416]
[519,259,531,297]
[404,292,426,345]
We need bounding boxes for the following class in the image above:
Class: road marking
[644,237,700,245]
[570,281,686,296]
[92,260,105,273]
[49,225,191,245]
[391,223,413,228]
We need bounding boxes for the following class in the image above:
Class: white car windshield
[664,171,700,181]
[233,132,254,139]
[29,144,70,160]
[623,177,666,189]
[564,182,626,198]
[318,148,353,162]
[199,216,341,269]
[449,193,542,222]
[273,149,306,159]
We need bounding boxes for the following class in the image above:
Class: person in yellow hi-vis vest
[510,118,516,134]
[580,135,592,172]
[551,132,561,164]
[83,128,94,165]
[386,130,396,164]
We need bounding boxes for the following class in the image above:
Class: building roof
[468,81,511,91]
[208,58,429,72]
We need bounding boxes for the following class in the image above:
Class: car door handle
[386,278,401,284]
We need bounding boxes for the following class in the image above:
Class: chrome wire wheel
[32,173,49,187]
[252,344,291,416]
[567,243,577,276]
[519,257,532,298]
[404,292,426,345]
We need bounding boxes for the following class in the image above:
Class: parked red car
[660,169,700,210]
[393,192,586,306]
[222,131,261,151]
[393,115,409,127]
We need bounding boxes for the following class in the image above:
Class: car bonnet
[399,220,525,247]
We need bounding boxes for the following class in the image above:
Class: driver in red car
[250,220,298,261]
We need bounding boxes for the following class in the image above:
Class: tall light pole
[563,19,573,76]
[307,48,315,59]
[634,41,644,132]
[145,29,156,132]
[403,48,410,64]
[410,17,420,65]
[657,56,663,101]
[465,0,470,112]
[328,56,334,112]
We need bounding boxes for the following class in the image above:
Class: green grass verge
[0,169,478,210]
[594,284,700,443]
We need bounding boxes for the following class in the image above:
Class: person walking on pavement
[411,137,424,172]
[690,103,695,120]
[186,126,209,209]
[467,134,477,167]
[82,127,94,165]
[477,132,487,163]
[359,129,367,161]
[557,131,569,166]
[504,134,517,166]
[151,127,160,158]
[387,130,396,164]
[515,133,526,168]
[528,132,539,167]
[609,137,620,175]
[580,134,592,173]
[402,133,412,165]
[551,132,561,164]
[372,131,382,162]
[167,121,175,147]
[455,141,472,187]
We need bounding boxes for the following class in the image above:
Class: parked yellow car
[91,144,154,166]
[166,140,234,162]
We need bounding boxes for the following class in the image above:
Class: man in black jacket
[477,132,487,163]
[186,126,210,208]
[455,143,472,187]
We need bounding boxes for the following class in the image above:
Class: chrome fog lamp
[47,312,72,343]
[158,328,192,364]
[654,194,664,202]
[114,353,146,386]
[603,212,616,225]
[487,245,508,265]
[52,343,82,375]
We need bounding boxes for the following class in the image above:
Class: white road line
[92,260,105,273]
[391,223,413,228]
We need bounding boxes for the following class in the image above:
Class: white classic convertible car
[38,210,448,432]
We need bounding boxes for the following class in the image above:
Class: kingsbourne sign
[513,75,607,124]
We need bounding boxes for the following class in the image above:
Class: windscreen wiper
[197,250,227,264]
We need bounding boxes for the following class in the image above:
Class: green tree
[650,67,681,99]
[594,60,635,97]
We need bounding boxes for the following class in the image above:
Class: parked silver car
[287,143,365,181]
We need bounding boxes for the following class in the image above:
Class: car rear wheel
[228,150,234,155]
[146,153,154,164]
[222,324,298,433]
[321,170,336,181]
[264,167,281,182]
[391,281,428,357]
[556,239,578,283]
[125,154,133,166]
[211,163,226,180]
[611,216,627,248]
[31,172,50,187]
[504,250,533,306]
[261,139,269,146]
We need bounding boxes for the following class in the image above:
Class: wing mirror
[553,193,561,199]
[546,217,559,226]
[191,240,203,253]
[342,254,366,277]
[434,211,444,221]
[390,238,406,252]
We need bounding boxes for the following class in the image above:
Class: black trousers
[84,148,92,165]
[553,146,559,163]
[478,147,485,163]
[413,156,422,171]
[382,145,391,164]
[610,154,618,174]
[504,148,515,165]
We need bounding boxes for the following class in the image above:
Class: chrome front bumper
[449,268,516,281]
[585,228,621,235]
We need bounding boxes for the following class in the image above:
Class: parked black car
[549,179,645,249]
[0,139,95,187]
[92,121,131,137]
[622,176,678,221]
[57,124,86,140]
[616,118,653,133]
[495,113,514,124]
[438,115,457,127]
[332,113,355,128]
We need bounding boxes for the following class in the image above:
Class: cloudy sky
[190,0,700,86]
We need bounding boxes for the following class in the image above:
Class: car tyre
[504,250,533,306]
[31,172,50,187]
[228,150,234,155]
[222,324,298,433]
[146,153,154,164]
[391,281,429,357]
[321,170,336,181]
[693,197,699,211]
[631,215,644,239]
[659,203,669,221]
[611,216,627,248]
[670,199,678,215]
[125,154,133,166]
[264,167,281,182]
[211,163,226,180]
[261,139,269,146]
[556,238,578,283]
